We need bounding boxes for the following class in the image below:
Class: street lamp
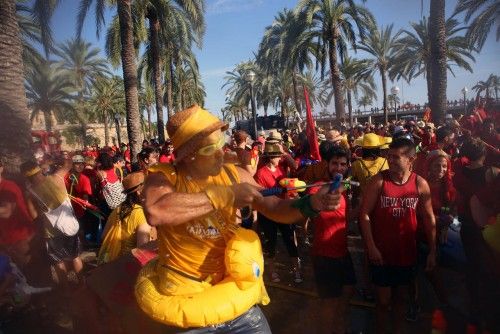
[114,113,122,146]
[461,86,468,114]
[391,86,400,120]
[245,70,258,139]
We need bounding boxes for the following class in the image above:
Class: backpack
[101,179,127,209]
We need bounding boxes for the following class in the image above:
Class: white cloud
[207,0,264,14]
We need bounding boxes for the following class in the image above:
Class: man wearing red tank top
[359,138,436,334]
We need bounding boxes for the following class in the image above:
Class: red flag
[303,87,321,161]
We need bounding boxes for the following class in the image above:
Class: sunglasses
[197,136,225,156]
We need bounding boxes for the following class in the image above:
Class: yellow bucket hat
[167,105,228,161]
[354,133,392,148]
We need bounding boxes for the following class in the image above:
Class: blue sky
[49,0,499,120]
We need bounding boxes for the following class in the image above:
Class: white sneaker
[271,272,280,282]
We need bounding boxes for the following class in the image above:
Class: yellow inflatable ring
[135,228,270,328]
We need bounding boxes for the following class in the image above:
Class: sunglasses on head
[197,136,225,156]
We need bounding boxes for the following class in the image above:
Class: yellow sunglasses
[197,136,226,156]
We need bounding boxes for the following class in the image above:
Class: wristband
[204,185,235,210]
[291,194,320,218]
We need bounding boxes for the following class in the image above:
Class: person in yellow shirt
[351,133,392,192]
[138,105,344,332]
[98,172,151,264]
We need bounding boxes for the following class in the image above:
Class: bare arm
[239,167,343,224]
[142,172,216,226]
[136,223,152,248]
[417,176,436,252]
[359,174,384,265]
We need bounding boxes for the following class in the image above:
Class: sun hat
[166,105,228,161]
[266,130,282,143]
[72,155,85,163]
[122,172,145,194]
[317,134,326,142]
[417,121,426,128]
[353,133,392,148]
[262,142,283,157]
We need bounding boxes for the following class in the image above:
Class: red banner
[303,87,321,161]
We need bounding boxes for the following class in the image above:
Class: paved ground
[0,228,470,334]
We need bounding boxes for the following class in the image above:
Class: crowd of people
[0,102,498,333]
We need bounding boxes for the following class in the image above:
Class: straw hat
[416,121,426,128]
[353,133,392,148]
[122,172,145,194]
[72,155,84,163]
[166,105,228,161]
[266,130,282,143]
[263,142,283,157]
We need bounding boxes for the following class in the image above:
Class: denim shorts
[163,305,272,334]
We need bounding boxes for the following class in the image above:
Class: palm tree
[429,0,447,123]
[174,63,206,110]
[25,60,74,132]
[339,56,376,125]
[57,38,110,138]
[454,0,500,51]
[139,84,155,140]
[390,16,475,107]
[78,0,144,162]
[357,94,373,113]
[357,24,398,124]
[16,2,44,73]
[0,0,58,171]
[295,0,374,120]
[472,74,500,100]
[88,76,125,146]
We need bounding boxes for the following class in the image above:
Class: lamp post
[391,86,400,120]
[114,113,122,146]
[245,70,257,139]
[461,87,468,114]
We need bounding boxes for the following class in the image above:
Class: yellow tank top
[148,163,240,284]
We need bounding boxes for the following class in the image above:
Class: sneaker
[405,303,420,322]
[271,272,280,283]
[293,270,303,283]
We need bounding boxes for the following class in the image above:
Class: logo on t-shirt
[380,196,419,218]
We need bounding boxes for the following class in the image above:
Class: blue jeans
[163,306,272,334]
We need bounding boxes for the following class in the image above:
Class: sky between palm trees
[46,0,499,120]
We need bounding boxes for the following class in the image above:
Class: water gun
[260,177,359,197]
[299,159,319,167]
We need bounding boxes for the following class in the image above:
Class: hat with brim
[417,121,426,128]
[262,142,283,158]
[266,130,282,143]
[122,172,145,194]
[167,105,228,162]
[354,133,392,148]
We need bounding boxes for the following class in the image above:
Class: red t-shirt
[65,172,93,218]
[370,171,419,266]
[0,179,34,245]
[309,184,348,258]
[103,168,119,184]
[254,165,285,190]
[159,153,175,164]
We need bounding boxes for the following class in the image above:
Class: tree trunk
[425,65,432,106]
[147,106,152,140]
[44,111,53,132]
[381,66,389,123]
[117,0,142,162]
[328,29,346,121]
[103,113,109,146]
[429,0,447,123]
[291,71,302,115]
[347,91,353,126]
[166,59,174,117]
[148,14,165,143]
[0,0,33,172]
[263,102,268,118]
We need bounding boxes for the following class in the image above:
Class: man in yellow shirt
[139,105,343,333]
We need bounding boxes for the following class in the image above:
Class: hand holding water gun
[260,176,359,197]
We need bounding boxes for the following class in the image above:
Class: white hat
[72,155,84,163]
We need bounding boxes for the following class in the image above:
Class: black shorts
[371,265,416,287]
[46,235,81,264]
[312,255,356,298]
